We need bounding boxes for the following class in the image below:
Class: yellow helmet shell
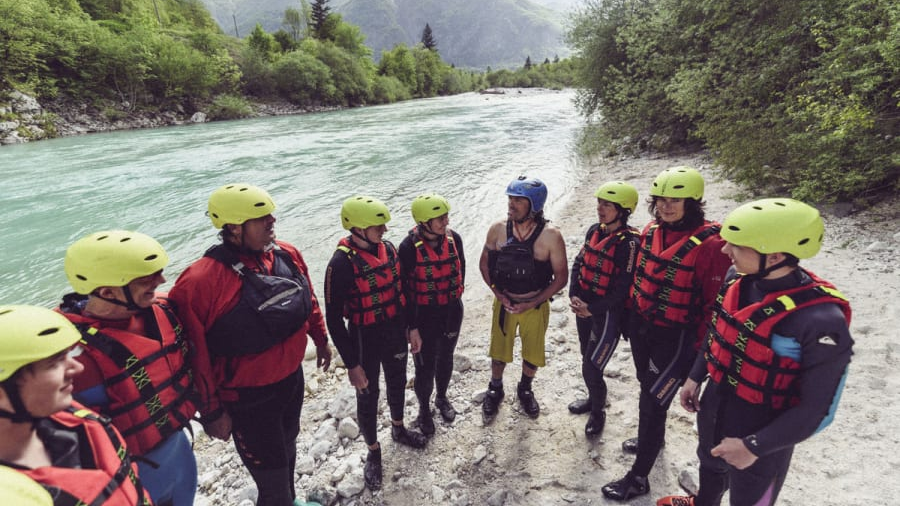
[594,181,639,213]
[411,194,451,224]
[650,166,705,200]
[721,198,824,258]
[65,230,168,294]
[0,305,82,382]
[341,196,391,230]
[208,183,276,229]
[0,467,53,506]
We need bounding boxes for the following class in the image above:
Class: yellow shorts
[489,298,549,367]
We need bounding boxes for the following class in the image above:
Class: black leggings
[628,316,697,477]
[576,309,622,414]
[228,367,304,506]
[413,304,462,406]
[351,319,409,445]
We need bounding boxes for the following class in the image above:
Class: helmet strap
[93,287,141,312]
[350,229,379,250]
[417,223,442,241]
[745,253,794,281]
[0,382,40,425]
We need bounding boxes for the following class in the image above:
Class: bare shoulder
[483,219,507,250]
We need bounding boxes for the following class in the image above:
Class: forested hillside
[201,0,570,68]
[568,0,899,204]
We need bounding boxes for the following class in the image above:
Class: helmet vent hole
[97,235,109,241]
[144,254,159,261]
[798,238,810,246]
[119,237,131,243]
[0,309,11,316]
[728,225,741,231]
[253,202,266,208]
[673,184,685,189]
[76,274,88,281]
[38,328,60,336]
[774,202,786,207]
[752,205,763,210]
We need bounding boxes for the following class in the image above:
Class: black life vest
[203,244,313,357]
[490,220,551,294]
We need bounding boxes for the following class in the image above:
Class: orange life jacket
[705,271,851,409]
[337,237,405,326]
[632,222,720,327]
[22,404,152,506]
[70,301,196,455]
[576,225,639,298]
[408,227,464,306]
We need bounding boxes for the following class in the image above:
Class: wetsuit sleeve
[323,251,361,369]
[397,235,420,330]
[586,232,639,317]
[280,243,328,347]
[743,303,853,457]
[453,230,466,288]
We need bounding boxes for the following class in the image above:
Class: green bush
[207,94,254,120]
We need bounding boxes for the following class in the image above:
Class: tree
[282,7,304,42]
[311,0,330,38]
[421,23,437,51]
[524,55,533,69]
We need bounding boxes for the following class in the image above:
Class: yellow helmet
[411,194,451,224]
[65,230,169,294]
[0,305,82,382]
[340,196,391,230]
[208,183,276,229]
[650,166,704,200]
[721,198,824,258]
[594,181,639,212]
[0,467,52,506]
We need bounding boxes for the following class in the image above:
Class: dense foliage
[568,0,899,203]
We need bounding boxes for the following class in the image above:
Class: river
[0,89,589,306]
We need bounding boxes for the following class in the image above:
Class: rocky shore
[0,91,340,145]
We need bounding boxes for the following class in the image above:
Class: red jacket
[169,240,327,417]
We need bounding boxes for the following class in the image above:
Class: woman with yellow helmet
[0,305,152,505]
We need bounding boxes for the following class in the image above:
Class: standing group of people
[0,166,853,506]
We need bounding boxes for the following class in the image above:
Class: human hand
[316,343,332,372]
[203,412,232,441]
[348,365,369,392]
[711,437,758,470]
[408,328,423,354]
[680,378,701,413]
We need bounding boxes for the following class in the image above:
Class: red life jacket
[576,225,639,298]
[337,237,406,326]
[68,301,196,455]
[705,271,852,409]
[631,222,721,327]
[22,404,152,506]
[408,227,464,306]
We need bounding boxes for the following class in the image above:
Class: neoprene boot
[517,382,540,418]
[391,424,428,448]
[601,472,650,501]
[416,405,435,436]
[622,437,664,454]
[434,396,457,422]
[585,411,606,436]
[364,448,383,490]
[568,398,591,414]
[482,383,504,424]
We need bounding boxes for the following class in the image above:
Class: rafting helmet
[721,198,824,259]
[650,166,704,200]
[594,181,639,213]
[506,176,547,213]
[208,183,276,229]
[65,230,168,295]
[0,305,82,382]
[341,196,391,230]
[411,194,451,224]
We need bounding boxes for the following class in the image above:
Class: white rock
[453,354,473,372]
[191,111,208,123]
[473,445,488,464]
[336,472,366,498]
[309,440,333,460]
[313,420,338,442]
[296,455,316,475]
[433,485,446,502]
[487,489,508,506]
[328,388,357,419]
[338,417,360,439]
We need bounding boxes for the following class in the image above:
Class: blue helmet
[506,176,547,213]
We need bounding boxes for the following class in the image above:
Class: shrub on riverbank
[568,0,899,204]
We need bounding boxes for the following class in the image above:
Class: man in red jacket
[170,183,331,506]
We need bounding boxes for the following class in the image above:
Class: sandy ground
[195,152,900,506]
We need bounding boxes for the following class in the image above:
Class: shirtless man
[479,176,568,423]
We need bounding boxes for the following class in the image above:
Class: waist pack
[204,245,313,357]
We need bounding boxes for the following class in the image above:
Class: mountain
[200,0,571,68]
